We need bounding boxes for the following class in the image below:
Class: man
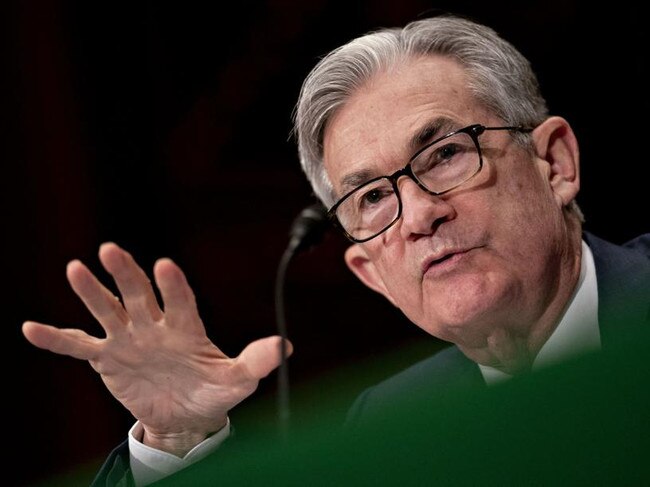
[22,14,649,486]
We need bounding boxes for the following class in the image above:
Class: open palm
[23,242,290,456]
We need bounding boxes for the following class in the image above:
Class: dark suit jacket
[91,232,649,486]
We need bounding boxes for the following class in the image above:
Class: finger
[66,259,129,336]
[153,258,204,333]
[98,242,163,325]
[236,336,294,380]
[22,321,102,360]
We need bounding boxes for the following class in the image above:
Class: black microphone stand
[274,202,328,441]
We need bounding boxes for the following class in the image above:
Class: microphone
[275,201,329,439]
[287,202,329,254]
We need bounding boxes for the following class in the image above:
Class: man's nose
[397,178,455,239]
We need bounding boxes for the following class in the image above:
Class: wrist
[141,418,228,458]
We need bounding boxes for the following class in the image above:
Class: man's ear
[344,244,397,307]
[532,116,580,208]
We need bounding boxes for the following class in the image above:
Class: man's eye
[415,142,466,173]
[363,189,384,204]
[434,143,461,163]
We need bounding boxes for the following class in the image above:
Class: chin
[417,275,513,343]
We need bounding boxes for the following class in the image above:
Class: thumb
[237,335,294,380]
[22,321,98,360]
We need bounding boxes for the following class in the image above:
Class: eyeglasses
[328,124,533,243]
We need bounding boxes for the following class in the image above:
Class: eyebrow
[408,116,459,151]
[338,169,377,197]
[336,116,461,198]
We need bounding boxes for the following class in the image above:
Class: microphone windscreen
[289,202,328,253]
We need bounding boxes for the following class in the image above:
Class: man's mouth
[422,248,472,276]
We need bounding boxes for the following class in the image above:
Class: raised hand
[22,242,291,457]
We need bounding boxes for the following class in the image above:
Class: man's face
[322,55,579,350]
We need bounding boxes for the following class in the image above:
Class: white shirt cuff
[128,418,231,486]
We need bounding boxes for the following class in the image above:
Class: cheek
[483,179,567,295]
[493,166,560,239]
[373,250,424,306]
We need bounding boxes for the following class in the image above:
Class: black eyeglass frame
[328,123,534,243]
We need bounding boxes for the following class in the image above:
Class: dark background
[3,1,647,485]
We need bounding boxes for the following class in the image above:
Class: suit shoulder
[623,233,650,257]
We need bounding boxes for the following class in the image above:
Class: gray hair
[294,14,582,221]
